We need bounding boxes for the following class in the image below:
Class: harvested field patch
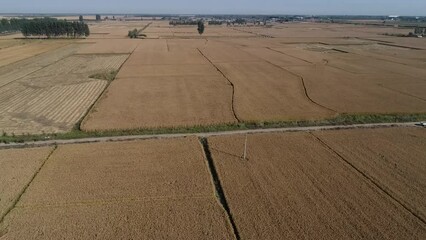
[1,138,234,239]
[0,147,53,220]
[0,80,107,135]
[313,127,426,222]
[0,41,69,67]
[207,131,426,239]
[0,43,82,88]
[0,44,128,135]
[81,76,236,131]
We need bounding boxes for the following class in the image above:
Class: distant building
[388,15,399,20]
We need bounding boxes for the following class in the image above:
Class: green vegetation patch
[89,70,118,82]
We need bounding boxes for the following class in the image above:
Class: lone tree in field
[197,20,205,35]
[79,15,83,22]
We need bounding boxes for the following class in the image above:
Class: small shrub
[128,29,138,38]
[89,70,118,81]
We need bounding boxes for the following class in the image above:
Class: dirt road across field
[0,121,421,150]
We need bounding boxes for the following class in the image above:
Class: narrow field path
[0,122,422,150]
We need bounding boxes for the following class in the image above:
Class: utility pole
[243,134,248,160]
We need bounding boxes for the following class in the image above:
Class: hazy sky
[1,0,425,16]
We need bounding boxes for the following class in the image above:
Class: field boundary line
[0,122,422,150]
[309,132,426,225]
[197,48,241,122]
[199,138,240,240]
[0,145,57,226]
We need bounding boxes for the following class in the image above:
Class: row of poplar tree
[0,18,24,33]
[0,18,90,38]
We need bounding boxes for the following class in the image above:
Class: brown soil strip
[197,48,240,122]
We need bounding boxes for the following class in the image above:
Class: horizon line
[1,12,425,17]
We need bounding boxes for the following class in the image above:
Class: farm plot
[207,130,426,239]
[0,147,53,220]
[313,127,426,222]
[82,43,237,131]
[81,75,235,130]
[0,138,234,239]
[0,53,128,135]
